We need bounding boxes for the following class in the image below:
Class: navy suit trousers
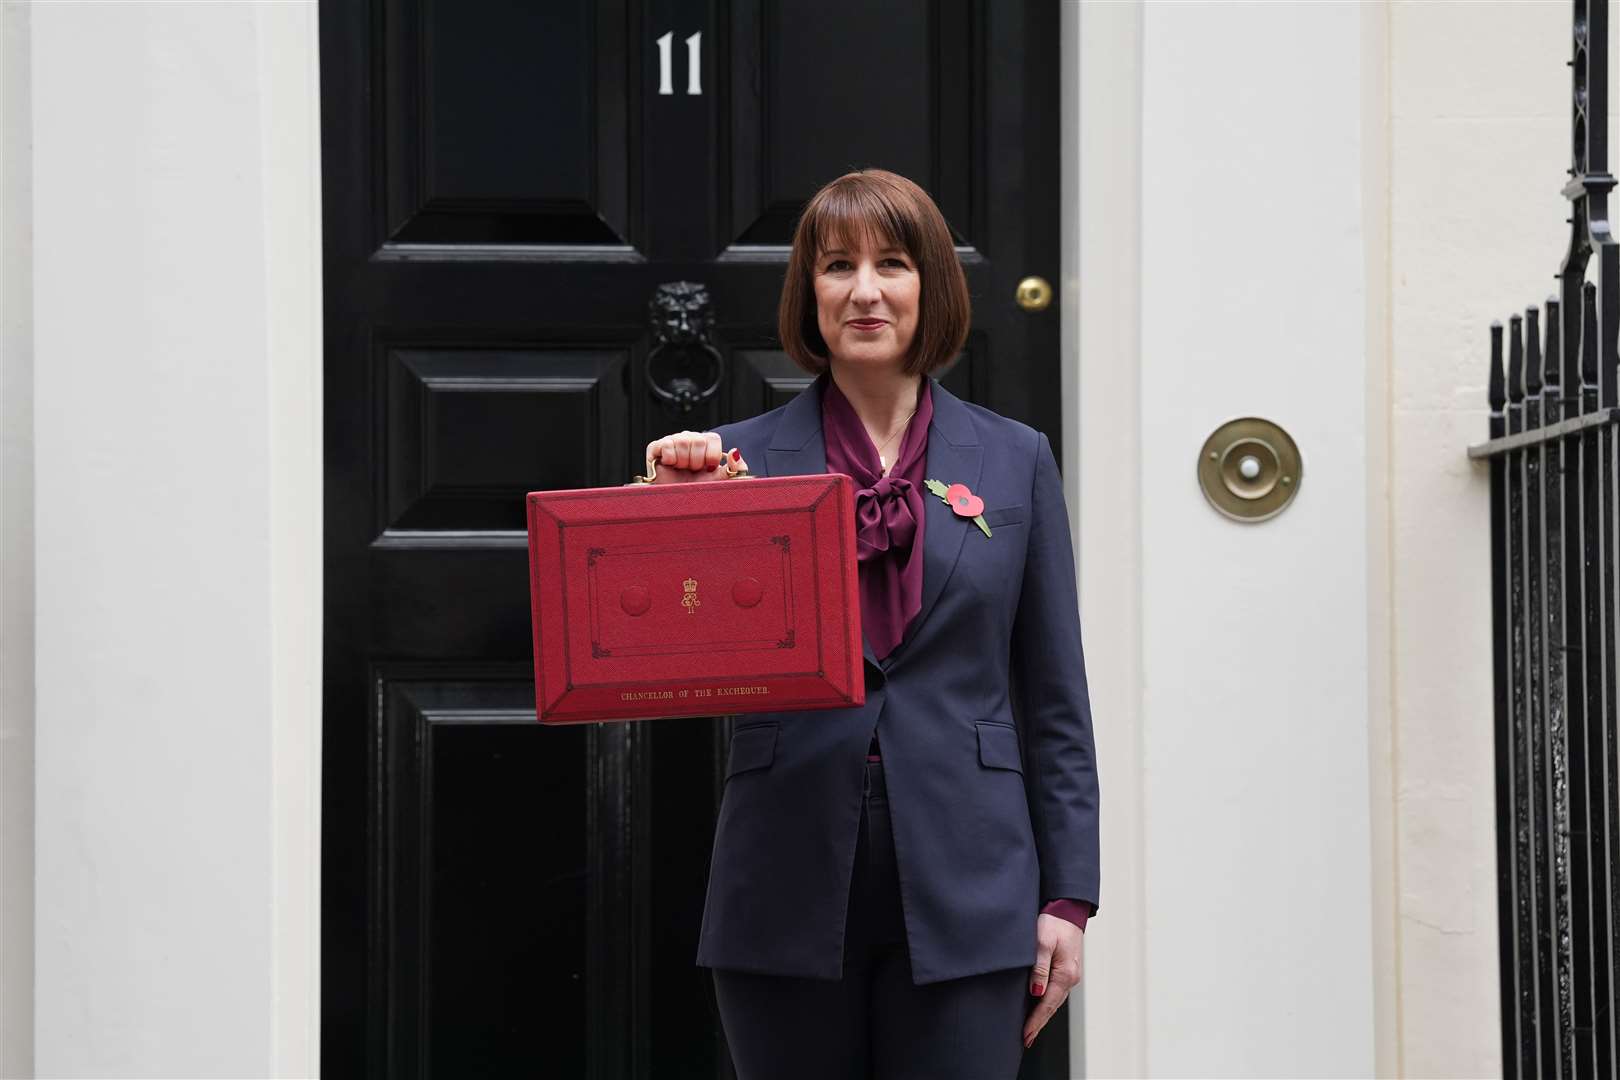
[710,760,1030,1079]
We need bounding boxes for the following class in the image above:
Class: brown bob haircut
[778,168,971,376]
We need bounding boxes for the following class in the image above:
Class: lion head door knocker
[646,281,726,414]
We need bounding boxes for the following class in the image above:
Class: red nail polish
[1033,983,1044,996]
[731,448,741,461]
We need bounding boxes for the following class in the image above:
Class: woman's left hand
[1023,913,1084,1049]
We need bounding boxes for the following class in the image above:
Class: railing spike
[1490,321,1506,412]
[1544,297,1563,395]
[1526,307,1545,395]
[1509,312,1525,403]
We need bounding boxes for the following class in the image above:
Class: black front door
[319,2,1066,1076]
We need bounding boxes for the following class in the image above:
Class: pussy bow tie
[852,475,918,562]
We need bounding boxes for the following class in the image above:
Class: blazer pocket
[725,722,778,779]
[975,720,1024,773]
[981,503,1026,528]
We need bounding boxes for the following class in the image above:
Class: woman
[637,168,1099,1078]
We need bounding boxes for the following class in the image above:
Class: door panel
[321,2,1065,1076]
[726,0,975,247]
[384,0,632,245]
[381,346,629,533]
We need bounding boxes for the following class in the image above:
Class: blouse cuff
[1040,898,1092,932]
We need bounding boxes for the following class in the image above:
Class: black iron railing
[1467,1,1620,1073]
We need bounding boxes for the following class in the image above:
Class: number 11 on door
[656,31,702,96]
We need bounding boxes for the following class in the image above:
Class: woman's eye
[822,257,908,271]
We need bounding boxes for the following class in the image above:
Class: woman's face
[812,228,920,372]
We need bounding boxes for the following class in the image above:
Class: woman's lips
[849,319,887,331]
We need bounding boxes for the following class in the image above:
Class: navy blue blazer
[695,373,1100,985]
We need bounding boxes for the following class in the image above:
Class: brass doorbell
[1196,418,1302,523]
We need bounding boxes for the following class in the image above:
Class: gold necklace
[874,407,918,472]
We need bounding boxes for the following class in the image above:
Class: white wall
[1068,3,1145,1075]
[1074,2,1380,1075]
[1387,3,1566,1075]
[20,3,323,1076]
[1073,2,1579,1076]
[1,4,37,1077]
[1141,2,1375,1072]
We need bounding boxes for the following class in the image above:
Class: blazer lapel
[906,377,982,662]
[762,373,982,672]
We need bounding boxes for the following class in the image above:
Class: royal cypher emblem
[923,478,991,538]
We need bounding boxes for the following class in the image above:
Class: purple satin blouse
[820,370,932,662]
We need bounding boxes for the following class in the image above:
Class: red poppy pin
[923,478,991,537]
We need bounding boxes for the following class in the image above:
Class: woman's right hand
[641,430,748,484]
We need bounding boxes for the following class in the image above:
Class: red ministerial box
[525,474,865,724]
